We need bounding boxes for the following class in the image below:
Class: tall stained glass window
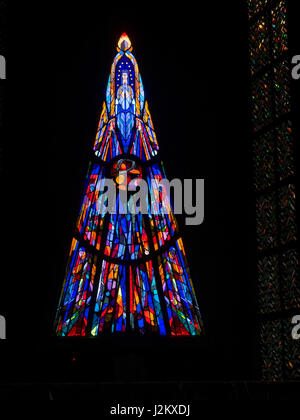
[54,33,204,337]
[247,1,300,379]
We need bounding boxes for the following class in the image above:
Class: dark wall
[1,2,255,383]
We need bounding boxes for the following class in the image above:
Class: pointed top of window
[117,33,132,52]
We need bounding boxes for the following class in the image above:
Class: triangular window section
[54,33,204,337]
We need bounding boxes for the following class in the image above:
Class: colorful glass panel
[54,34,203,337]
[91,260,127,335]
[256,192,278,251]
[55,239,97,336]
[76,163,106,250]
[274,60,291,118]
[247,0,268,19]
[158,239,202,336]
[129,261,166,334]
[257,255,281,314]
[281,250,300,311]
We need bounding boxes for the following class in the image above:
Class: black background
[1,1,257,386]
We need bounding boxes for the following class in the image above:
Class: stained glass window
[76,163,107,250]
[251,73,272,132]
[0,1,6,53]
[278,183,297,245]
[273,60,291,117]
[276,120,295,181]
[281,250,300,311]
[253,122,294,192]
[91,260,127,335]
[283,318,300,379]
[249,17,270,75]
[54,34,204,337]
[256,192,278,251]
[247,0,269,19]
[55,238,98,337]
[104,212,150,260]
[157,239,202,336]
